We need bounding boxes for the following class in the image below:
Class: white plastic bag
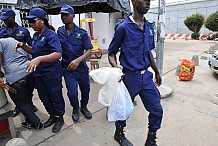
[89,67,134,121]
[107,81,134,121]
[89,67,123,106]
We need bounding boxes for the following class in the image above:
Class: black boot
[145,132,158,146]
[44,113,56,128]
[12,107,20,117]
[114,128,133,146]
[52,115,64,133]
[72,108,80,122]
[80,107,92,119]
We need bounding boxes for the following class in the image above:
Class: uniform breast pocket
[71,40,83,52]
[33,41,48,54]
[35,41,46,48]
[124,40,141,57]
[125,40,139,51]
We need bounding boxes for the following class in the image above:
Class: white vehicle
[208,50,218,74]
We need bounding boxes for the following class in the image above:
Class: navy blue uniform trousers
[8,74,40,126]
[115,70,163,132]
[63,71,90,110]
[35,76,65,116]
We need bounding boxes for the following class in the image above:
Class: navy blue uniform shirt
[57,24,93,72]
[108,15,155,71]
[32,28,62,77]
[0,24,32,46]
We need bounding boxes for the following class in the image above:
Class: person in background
[0,29,43,129]
[57,5,93,123]
[0,8,36,117]
[16,8,65,133]
[108,0,163,146]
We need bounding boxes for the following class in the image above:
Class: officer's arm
[15,42,32,54]
[78,32,93,61]
[108,54,119,68]
[150,52,159,74]
[108,25,125,68]
[150,52,162,86]
[36,52,62,62]
[78,49,92,62]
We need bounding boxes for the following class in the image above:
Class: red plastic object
[0,119,9,134]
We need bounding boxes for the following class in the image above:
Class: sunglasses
[61,13,70,17]
[28,18,41,24]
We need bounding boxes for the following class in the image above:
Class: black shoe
[44,113,56,128]
[145,132,158,146]
[72,109,80,122]
[114,128,133,146]
[80,107,92,119]
[33,105,38,112]
[52,116,64,133]
[21,122,44,130]
[12,107,20,117]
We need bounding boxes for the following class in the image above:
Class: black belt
[122,69,146,75]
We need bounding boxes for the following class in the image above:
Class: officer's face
[61,13,75,25]
[29,18,44,31]
[133,0,151,14]
[3,16,15,27]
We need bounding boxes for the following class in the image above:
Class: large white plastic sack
[89,67,134,121]
[107,81,134,121]
[89,67,123,106]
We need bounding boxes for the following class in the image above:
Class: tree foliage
[184,13,204,33]
[205,11,218,32]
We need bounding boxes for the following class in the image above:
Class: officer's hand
[26,58,40,72]
[0,78,6,89]
[155,73,162,86]
[15,42,24,52]
[68,59,81,70]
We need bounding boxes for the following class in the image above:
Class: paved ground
[1,39,218,146]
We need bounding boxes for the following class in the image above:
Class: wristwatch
[0,71,4,78]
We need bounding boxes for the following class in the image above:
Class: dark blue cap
[0,8,15,20]
[25,8,47,19]
[59,5,74,14]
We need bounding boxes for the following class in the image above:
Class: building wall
[91,12,122,50]
[146,0,218,34]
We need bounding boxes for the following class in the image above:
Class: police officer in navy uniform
[0,8,32,46]
[108,0,163,146]
[57,5,93,122]
[16,8,65,133]
[0,8,36,117]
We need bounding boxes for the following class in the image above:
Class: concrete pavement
[1,39,218,146]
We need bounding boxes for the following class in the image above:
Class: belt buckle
[140,70,145,74]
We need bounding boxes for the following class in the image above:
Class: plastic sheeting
[15,0,131,14]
